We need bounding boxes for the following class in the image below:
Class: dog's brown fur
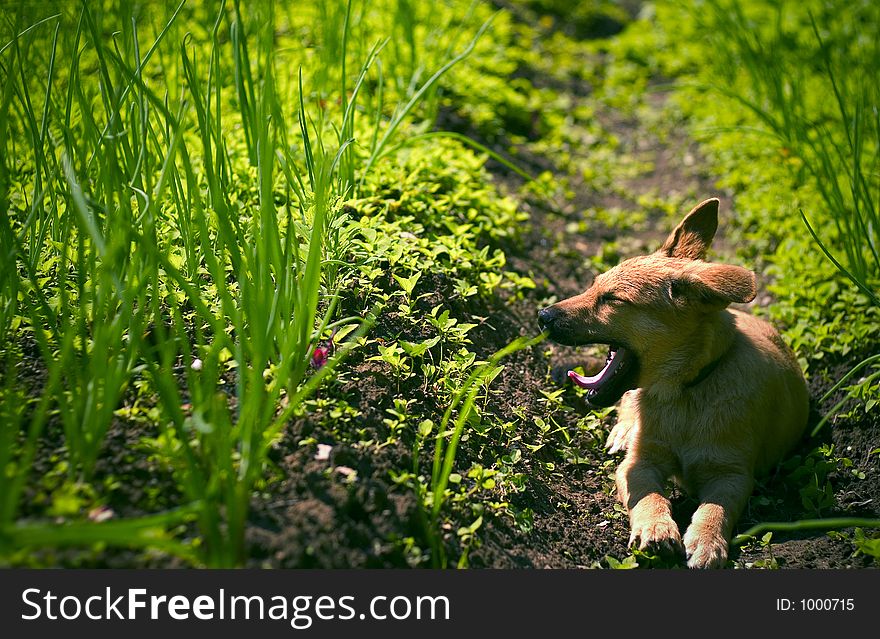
[539,199,809,568]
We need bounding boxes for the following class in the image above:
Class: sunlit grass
[0,0,502,566]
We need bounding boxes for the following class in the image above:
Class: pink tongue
[568,350,621,389]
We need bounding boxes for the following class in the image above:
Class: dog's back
[726,309,809,473]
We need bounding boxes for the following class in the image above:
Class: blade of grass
[732,517,880,547]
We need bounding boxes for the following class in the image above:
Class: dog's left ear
[660,198,719,260]
[670,262,757,307]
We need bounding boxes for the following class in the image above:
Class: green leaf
[393,271,421,297]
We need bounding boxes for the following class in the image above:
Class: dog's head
[538,198,756,406]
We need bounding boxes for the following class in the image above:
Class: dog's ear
[670,262,757,307]
[660,198,719,260]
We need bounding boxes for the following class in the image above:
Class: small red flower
[310,329,338,369]
[311,345,329,368]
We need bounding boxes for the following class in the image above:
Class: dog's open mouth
[568,344,639,407]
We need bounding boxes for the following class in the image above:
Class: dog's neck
[637,309,737,399]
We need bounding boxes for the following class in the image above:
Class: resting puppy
[538,198,808,568]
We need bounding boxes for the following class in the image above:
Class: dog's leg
[606,391,639,453]
[683,472,753,569]
[616,452,682,554]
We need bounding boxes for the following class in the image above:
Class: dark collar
[683,354,725,389]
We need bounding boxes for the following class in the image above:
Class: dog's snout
[538,306,559,330]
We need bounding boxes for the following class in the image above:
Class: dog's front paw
[606,421,635,454]
[629,516,683,556]
[683,525,729,569]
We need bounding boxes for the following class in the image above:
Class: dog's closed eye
[598,292,626,305]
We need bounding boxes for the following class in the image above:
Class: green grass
[0,0,527,567]
[697,1,879,305]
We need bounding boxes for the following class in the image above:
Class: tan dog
[538,198,808,568]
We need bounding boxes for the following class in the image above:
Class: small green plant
[602,554,638,569]
[852,528,880,563]
[415,333,544,567]
[742,532,779,569]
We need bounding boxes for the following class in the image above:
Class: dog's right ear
[660,198,719,260]
[670,262,757,308]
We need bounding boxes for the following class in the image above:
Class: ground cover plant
[0,0,877,569]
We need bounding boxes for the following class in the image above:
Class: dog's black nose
[538,306,558,330]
